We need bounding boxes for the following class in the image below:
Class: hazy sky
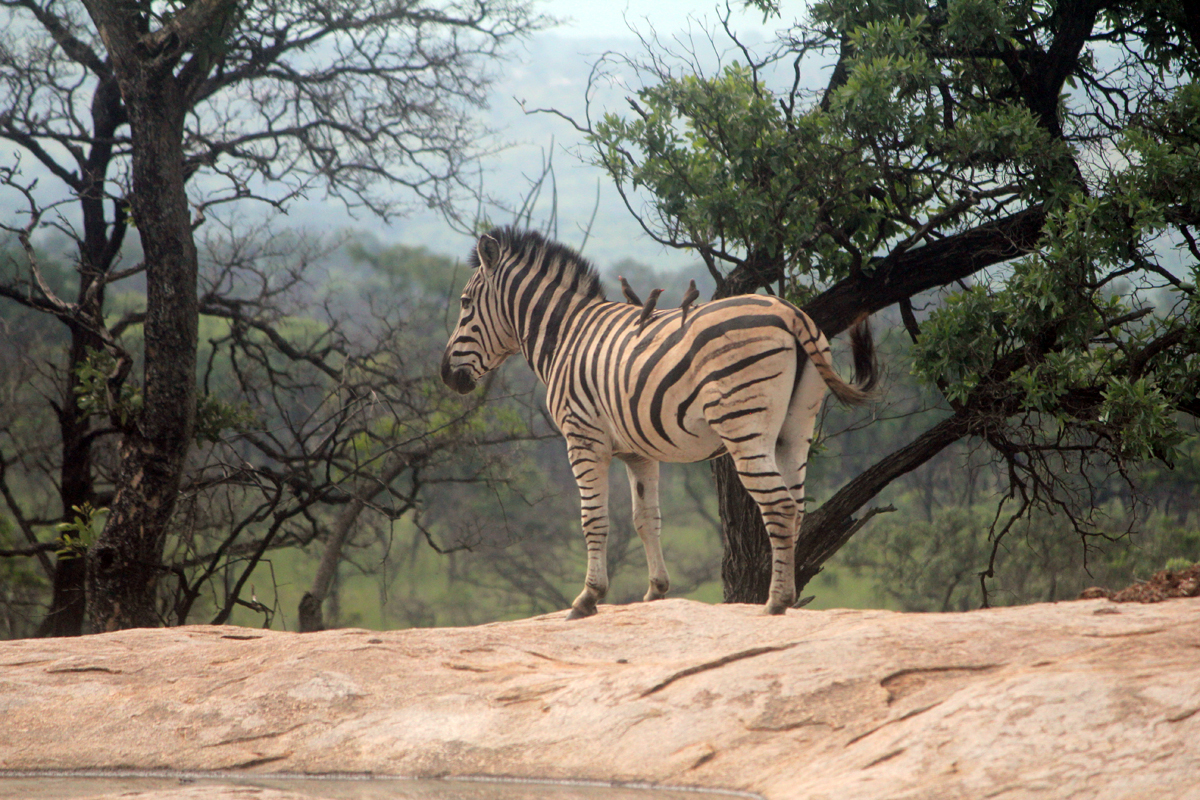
[345,1,791,268]
[308,1,800,270]
[540,0,775,39]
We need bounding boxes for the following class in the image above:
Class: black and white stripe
[442,228,876,617]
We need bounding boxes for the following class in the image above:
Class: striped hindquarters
[790,310,877,406]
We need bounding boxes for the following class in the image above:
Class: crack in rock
[640,643,801,698]
[846,702,944,746]
[44,665,120,675]
[203,723,307,748]
[864,747,907,769]
[881,663,1003,704]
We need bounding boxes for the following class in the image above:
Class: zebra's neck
[509,282,604,386]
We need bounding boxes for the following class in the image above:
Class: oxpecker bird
[619,275,642,306]
[637,288,664,333]
[679,279,699,327]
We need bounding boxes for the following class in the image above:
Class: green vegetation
[548,0,1200,603]
[3,233,1196,636]
[1,0,543,634]
[813,330,1200,612]
[5,0,1200,634]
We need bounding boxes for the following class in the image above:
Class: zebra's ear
[476,234,501,273]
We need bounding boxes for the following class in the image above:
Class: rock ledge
[2,598,1198,799]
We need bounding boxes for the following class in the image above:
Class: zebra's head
[440,233,520,394]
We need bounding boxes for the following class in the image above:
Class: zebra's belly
[607,412,727,464]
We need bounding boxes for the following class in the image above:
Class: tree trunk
[299,498,366,632]
[35,556,86,637]
[37,71,127,638]
[40,327,106,638]
[298,592,325,633]
[714,456,771,603]
[298,456,408,631]
[81,9,199,631]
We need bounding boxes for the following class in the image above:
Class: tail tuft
[791,307,879,407]
[849,316,878,395]
[824,316,877,407]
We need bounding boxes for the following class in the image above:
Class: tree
[285,239,529,632]
[0,0,541,633]
[547,0,1200,603]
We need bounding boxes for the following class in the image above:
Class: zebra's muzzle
[440,355,477,394]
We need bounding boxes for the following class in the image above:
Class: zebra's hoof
[764,601,789,616]
[643,583,668,602]
[567,605,596,620]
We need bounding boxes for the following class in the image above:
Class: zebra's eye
[460,296,472,310]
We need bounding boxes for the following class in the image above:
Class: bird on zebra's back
[619,275,642,306]
[679,279,700,326]
[619,275,701,327]
[636,288,664,333]
[441,227,877,619]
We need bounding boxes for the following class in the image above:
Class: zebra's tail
[797,313,878,407]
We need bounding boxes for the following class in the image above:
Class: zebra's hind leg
[567,437,612,620]
[774,360,827,609]
[706,394,798,614]
[726,446,799,615]
[621,455,669,601]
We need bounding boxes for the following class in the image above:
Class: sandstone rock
[1,598,1198,799]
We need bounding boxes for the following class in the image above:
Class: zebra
[441,227,877,618]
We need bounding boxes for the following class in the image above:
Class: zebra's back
[546,294,810,464]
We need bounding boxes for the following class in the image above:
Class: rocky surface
[1,597,1198,799]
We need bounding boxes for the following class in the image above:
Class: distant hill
[285,34,700,272]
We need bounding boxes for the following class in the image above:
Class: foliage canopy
[556,0,1200,600]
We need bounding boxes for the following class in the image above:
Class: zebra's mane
[472,227,607,302]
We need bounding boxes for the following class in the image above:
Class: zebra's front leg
[567,439,612,620]
[621,455,669,601]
